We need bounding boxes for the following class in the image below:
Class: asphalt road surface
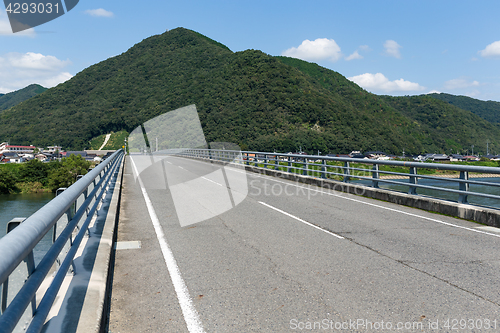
[108,155,500,332]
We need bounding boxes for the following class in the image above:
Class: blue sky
[1,0,500,101]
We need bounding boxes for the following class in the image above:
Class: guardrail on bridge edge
[175,149,500,228]
[0,149,125,333]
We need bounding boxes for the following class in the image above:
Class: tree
[48,155,91,192]
[0,168,18,194]
[19,159,48,185]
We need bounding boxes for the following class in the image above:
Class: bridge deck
[109,155,500,332]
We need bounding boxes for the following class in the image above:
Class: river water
[0,192,55,239]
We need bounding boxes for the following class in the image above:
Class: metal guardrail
[176,149,500,207]
[0,149,124,333]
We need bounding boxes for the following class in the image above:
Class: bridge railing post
[408,167,418,195]
[458,171,469,203]
[303,158,308,176]
[343,162,350,183]
[372,164,379,188]
[321,159,326,179]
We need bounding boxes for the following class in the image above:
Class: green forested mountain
[427,93,500,124]
[0,84,47,111]
[0,28,499,155]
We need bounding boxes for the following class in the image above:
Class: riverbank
[0,155,91,194]
[15,181,53,194]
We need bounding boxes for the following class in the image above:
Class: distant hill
[0,28,499,155]
[0,84,47,111]
[427,93,500,124]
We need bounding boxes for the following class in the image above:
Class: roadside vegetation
[0,155,91,194]
[88,130,128,150]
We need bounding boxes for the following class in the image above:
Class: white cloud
[40,72,73,88]
[444,78,480,90]
[10,52,71,70]
[282,38,342,62]
[427,90,441,94]
[84,8,114,17]
[0,52,72,93]
[384,40,402,59]
[348,73,425,93]
[345,45,371,61]
[0,9,35,36]
[479,41,500,58]
[345,50,363,61]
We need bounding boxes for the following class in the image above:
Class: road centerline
[246,171,500,240]
[258,201,344,239]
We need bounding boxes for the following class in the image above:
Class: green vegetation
[428,93,500,124]
[88,135,107,150]
[102,130,128,150]
[0,28,499,155]
[89,130,129,150]
[0,155,91,194]
[0,84,47,111]
[381,95,499,155]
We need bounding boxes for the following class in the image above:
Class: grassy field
[88,130,128,150]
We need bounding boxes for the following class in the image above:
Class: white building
[44,145,63,154]
[0,142,36,154]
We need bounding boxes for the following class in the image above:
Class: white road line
[249,172,500,239]
[201,176,223,187]
[130,157,205,333]
[179,166,186,170]
[259,201,344,239]
[169,156,500,239]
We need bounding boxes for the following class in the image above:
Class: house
[431,154,450,162]
[35,153,51,162]
[0,142,36,154]
[66,151,95,161]
[463,155,480,161]
[365,151,390,160]
[0,152,24,163]
[349,151,366,158]
[449,154,465,162]
[44,145,63,154]
[484,154,500,161]
[66,151,87,158]
[414,153,449,162]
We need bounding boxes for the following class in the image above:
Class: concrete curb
[242,164,500,227]
[75,155,125,333]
